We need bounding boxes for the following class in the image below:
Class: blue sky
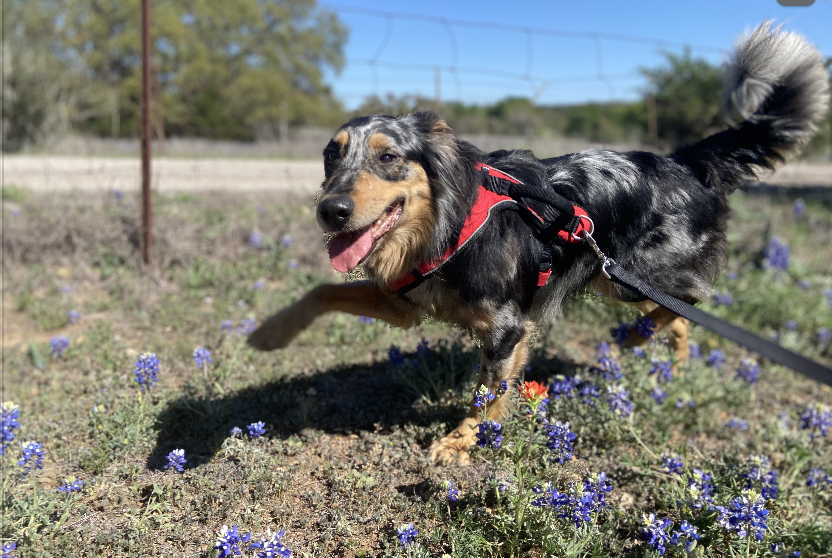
[321,0,832,109]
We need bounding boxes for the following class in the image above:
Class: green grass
[1,190,831,557]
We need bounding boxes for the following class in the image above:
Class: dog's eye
[325,150,339,163]
[380,153,397,164]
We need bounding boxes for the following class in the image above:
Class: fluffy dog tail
[672,21,829,190]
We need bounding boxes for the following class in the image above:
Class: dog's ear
[405,112,454,137]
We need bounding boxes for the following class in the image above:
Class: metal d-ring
[579,229,616,279]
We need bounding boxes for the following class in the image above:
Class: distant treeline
[3,0,830,154]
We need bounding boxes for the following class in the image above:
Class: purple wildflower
[249,231,263,249]
[50,335,70,358]
[706,349,724,369]
[387,346,404,365]
[650,388,669,404]
[1,402,21,455]
[220,319,234,333]
[611,322,631,345]
[396,523,418,548]
[816,328,831,345]
[544,420,577,463]
[714,291,733,307]
[357,315,375,325]
[237,318,257,336]
[475,420,503,449]
[670,521,701,554]
[640,514,672,555]
[192,346,213,368]
[67,310,81,324]
[18,441,45,477]
[247,421,266,438]
[287,260,298,269]
[797,279,811,290]
[688,342,701,359]
[661,452,684,475]
[228,426,242,437]
[57,476,85,493]
[763,237,789,271]
[685,469,715,510]
[281,235,293,247]
[736,359,760,384]
[446,480,459,502]
[632,347,646,358]
[606,385,632,417]
[800,403,831,441]
[215,525,252,558]
[806,468,831,488]
[727,418,749,431]
[248,528,292,558]
[715,491,769,541]
[650,358,673,383]
[163,449,186,472]
[253,279,265,290]
[473,385,495,408]
[784,320,798,331]
[793,199,805,219]
[636,317,655,339]
[133,353,160,392]
[744,455,779,500]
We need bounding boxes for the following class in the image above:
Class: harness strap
[389,163,591,297]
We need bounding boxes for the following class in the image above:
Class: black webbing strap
[605,261,832,387]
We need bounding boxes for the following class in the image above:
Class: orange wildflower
[519,381,548,402]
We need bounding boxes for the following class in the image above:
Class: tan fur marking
[343,163,435,283]
[368,133,390,151]
[333,129,349,148]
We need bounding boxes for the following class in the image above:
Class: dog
[248,22,829,464]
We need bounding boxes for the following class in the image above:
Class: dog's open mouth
[327,200,404,273]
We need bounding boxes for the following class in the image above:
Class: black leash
[581,232,832,387]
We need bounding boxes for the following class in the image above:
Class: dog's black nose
[318,196,355,228]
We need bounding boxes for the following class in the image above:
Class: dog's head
[317,112,475,282]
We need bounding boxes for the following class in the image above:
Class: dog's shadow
[148,346,580,470]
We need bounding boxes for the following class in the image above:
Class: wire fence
[324,3,726,106]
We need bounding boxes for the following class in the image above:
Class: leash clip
[579,230,616,279]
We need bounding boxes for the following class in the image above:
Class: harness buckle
[579,230,616,279]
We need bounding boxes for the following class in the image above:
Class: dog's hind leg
[247,280,422,351]
[624,301,689,363]
[428,312,534,465]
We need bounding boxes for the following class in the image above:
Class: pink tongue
[328,227,374,272]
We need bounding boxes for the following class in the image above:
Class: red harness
[389,163,592,298]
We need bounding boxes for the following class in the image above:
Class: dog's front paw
[246,308,302,351]
[428,419,478,465]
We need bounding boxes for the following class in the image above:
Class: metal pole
[140,0,152,265]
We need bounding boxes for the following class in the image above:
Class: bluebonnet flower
[611,322,631,345]
[650,359,673,383]
[797,279,811,290]
[229,426,242,437]
[248,528,291,558]
[247,421,266,438]
[816,328,831,345]
[806,468,831,488]
[543,420,577,463]
[133,353,160,392]
[387,346,404,365]
[192,346,213,368]
[221,319,234,333]
[736,359,761,384]
[58,476,84,493]
[772,543,801,558]
[685,469,715,510]
[287,260,298,269]
[113,189,124,201]
[650,388,669,404]
[498,478,510,492]
[714,291,733,307]
[595,344,623,381]
[498,379,508,394]
[784,320,798,331]
[569,472,613,527]
[164,449,186,472]
[237,318,257,336]
[763,237,790,271]
[794,199,805,219]
[726,271,738,280]
[416,339,430,356]
[10,209,21,217]
[67,309,81,324]
[576,379,601,405]
[639,514,672,555]
[249,231,263,249]
[475,420,503,449]
[1,401,20,455]
[688,342,701,359]
[61,285,73,294]
[445,480,459,502]
[799,403,831,441]
[396,523,418,548]
[253,279,265,290]
[715,490,769,541]
[531,482,569,509]
[636,317,655,339]
[2,542,18,558]
[357,315,374,325]
[606,385,632,417]
[550,376,576,399]
[473,385,495,408]
[670,520,701,554]
[675,396,696,408]
[632,347,646,358]
[661,452,684,474]
[824,288,832,308]
[727,418,749,430]
[215,525,252,558]
[281,235,293,247]
[744,455,779,500]
[50,335,70,358]
[18,441,45,477]
[706,349,724,369]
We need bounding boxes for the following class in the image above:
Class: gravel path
[2,155,830,193]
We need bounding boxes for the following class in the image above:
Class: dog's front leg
[247,280,422,351]
[429,315,534,465]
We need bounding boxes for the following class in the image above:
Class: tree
[641,49,723,149]
[61,0,347,140]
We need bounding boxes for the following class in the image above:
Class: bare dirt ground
[4,155,831,195]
